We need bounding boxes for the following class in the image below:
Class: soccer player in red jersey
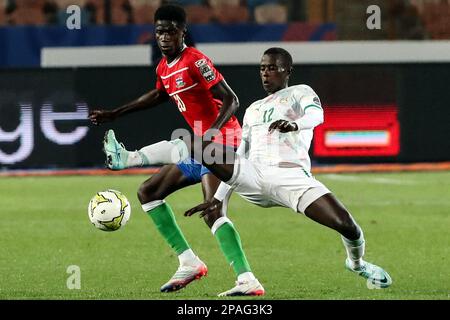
[89,4,264,296]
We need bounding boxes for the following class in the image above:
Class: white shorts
[226,156,330,213]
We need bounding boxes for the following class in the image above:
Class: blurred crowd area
[0,0,449,39]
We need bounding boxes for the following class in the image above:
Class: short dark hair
[154,4,187,26]
[264,47,293,70]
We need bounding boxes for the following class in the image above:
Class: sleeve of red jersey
[155,76,164,91]
[190,56,224,90]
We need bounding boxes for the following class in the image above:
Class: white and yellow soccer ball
[88,189,131,231]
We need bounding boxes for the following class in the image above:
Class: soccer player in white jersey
[180,47,393,294]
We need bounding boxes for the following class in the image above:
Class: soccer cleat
[345,258,392,288]
[103,130,129,170]
[218,279,265,297]
[160,262,208,293]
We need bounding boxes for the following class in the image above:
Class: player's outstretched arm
[89,89,169,125]
[268,107,324,134]
[208,80,239,132]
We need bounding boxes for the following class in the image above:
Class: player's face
[155,20,185,58]
[260,54,289,94]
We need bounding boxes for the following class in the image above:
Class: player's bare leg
[304,193,360,239]
[200,174,224,228]
[304,193,392,288]
[138,164,207,292]
[189,138,236,181]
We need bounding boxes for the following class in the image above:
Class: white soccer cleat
[218,279,265,297]
[103,130,129,170]
[160,261,208,293]
[345,258,392,288]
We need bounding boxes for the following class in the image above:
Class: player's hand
[268,120,298,133]
[184,198,222,218]
[88,109,116,126]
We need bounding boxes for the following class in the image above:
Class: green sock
[215,222,252,276]
[147,202,190,255]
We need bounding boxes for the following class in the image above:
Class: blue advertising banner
[0,23,336,67]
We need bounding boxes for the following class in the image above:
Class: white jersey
[241,84,323,173]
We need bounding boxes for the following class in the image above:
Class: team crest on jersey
[195,59,215,82]
[175,76,185,88]
[279,98,289,104]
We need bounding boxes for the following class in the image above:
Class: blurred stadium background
[0,0,449,300]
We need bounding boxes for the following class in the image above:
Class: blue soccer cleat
[103,130,129,170]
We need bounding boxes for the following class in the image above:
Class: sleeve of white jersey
[293,85,324,130]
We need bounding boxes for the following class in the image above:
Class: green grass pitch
[0,171,449,300]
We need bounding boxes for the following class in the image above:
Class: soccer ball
[88,189,131,231]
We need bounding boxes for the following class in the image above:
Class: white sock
[127,139,189,167]
[178,249,200,266]
[125,150,145,167]
[341,229,365,269]
[237,272,256,283]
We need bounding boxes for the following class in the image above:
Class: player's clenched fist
[268,119,299,133]
[89,110,116,125]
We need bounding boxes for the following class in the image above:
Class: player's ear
[287,66,293,75]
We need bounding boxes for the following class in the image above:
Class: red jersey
[155,46,241,147]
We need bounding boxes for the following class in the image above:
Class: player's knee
[136,185,148,204]
[137,181,162,204]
